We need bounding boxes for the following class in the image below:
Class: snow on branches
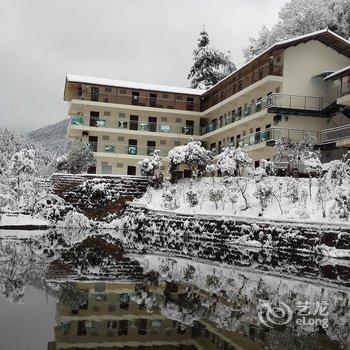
[57,142,96,174]
[216,146,253,176]
[168,139,213,180]
[137,149,162,177]
[187,28,236,88]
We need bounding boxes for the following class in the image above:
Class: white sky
[0,0,288,132]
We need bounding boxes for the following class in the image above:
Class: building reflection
[47,281,263,350]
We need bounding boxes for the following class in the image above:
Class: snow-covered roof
[324,66,350,80]
[204,28,350,94]
[66,73,203,96]
[66,29,350,99]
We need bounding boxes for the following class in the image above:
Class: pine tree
[187,28,236,89]
[243,0,350,62]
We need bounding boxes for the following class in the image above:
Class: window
[175,118,182,123]
[117,136,124,142]
[161,117,168,122]
[160,140,166,145]
[119,89,127,94]
[105,87,112,93]
[162,93,169,99]
[275,87,280,93]
[104,111,111,116]
[255,160,260,168]
[176,95,183,100]
[117,163,123,168]
[102,135,109,141]
[119,113,125,118]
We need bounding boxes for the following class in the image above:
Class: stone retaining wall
[52,174,149,219]
[120,204,350,257]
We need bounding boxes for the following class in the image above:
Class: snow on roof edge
[324,65,350,80]
[67,29,350,97]
[66,74,204,96]
[205,28,350,93]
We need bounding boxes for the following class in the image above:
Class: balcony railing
[202,63,283,110]
[88,142,172,157]
[210,127,320,155]
[268,94,322,111]
[320,124,350,144]
[200,96,270,135]
[70,116,198,135]
[117,120,198,135]
[74,92,201,112]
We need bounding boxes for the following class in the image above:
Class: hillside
[28,119,72,155]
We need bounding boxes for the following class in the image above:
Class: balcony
[320,124,350,147]
[210,127,320,155]
[268,83,350,117]
[202,63,283,111]
[117,120,198,135]
[73,92,201,112]
[200,96,270,135]
[88,142,172,157]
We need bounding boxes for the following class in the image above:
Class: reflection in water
[0,229,349,350]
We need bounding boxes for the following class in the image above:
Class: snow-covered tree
[188,28,236,88]
[168,139,213,180]
[274,134,320,175]
[209,188,224,209]
[8,149,35,187]
[216,146,253,176]
[243,0,350,61]
[137,149,162,177]
[57,142,96,174]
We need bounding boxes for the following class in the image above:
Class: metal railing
[70,116,199,135]
[200,96,270,135]
[320,124,350,144]
[74,91,201,112]
[210,127,320,155]
[268,94,322,111]
[117,120,198,135]
[88,142,172,156]
[202,63,283,110]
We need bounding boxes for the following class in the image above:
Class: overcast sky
[0,0,287,132]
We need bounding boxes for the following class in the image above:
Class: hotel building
[64,29,350,175]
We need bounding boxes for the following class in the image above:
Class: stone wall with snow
[52,174,150,219]
[118,204,350,262]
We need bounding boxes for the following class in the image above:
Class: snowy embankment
[136,177,350,226]
[0,213,50,229]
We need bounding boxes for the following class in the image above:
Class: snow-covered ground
[0,213,49,228]
[136,177,350,225]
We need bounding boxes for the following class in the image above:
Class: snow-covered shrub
[261,159,276,176]
[274,134,320,174]
[226,190,239,212]
[162,188,180,210]
[255,181,273,214]
[249,167,267,183]
[186,189,198,207]
[216,146,252,176]
[329,187,350,220]
[137,149,162,177]
[34,194,72,222]
[209,188,224,209]
[286,177,299,203]
[324,160,350,186]
[206,164,218,177]
[57,142,96,174]
[58,210,91,228]
[168,139,213,180]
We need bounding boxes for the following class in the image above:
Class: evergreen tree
[243,0,350,62]
[188,28,236,89]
